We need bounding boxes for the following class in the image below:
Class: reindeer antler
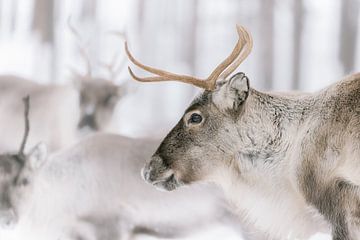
[98,31,128,82]
[100,54,127,82]
[219,26,253,80]
[67,18,92,78]
[19,96,30,156]
[125,25,253,91]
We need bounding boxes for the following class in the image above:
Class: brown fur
[142,72,360,239]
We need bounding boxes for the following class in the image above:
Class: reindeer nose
[78,114,98,130]
[141,164,152,182]
[0,209,18,229]
[141,155,165,183]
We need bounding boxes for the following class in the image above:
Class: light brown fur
[142,72,360,240]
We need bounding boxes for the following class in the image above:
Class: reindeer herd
[0,25,359,240]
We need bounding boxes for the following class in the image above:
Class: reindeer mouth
[142,166,183,191]
[152,173,182,191]
[0,209,18,229]
[141,155,184,191]
[78,114,98,131]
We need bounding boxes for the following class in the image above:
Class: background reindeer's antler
[99,31,128,82]
[67,18,92,78]
[19,96,30,156]
[100,54,127,82]
[125,25,253,91]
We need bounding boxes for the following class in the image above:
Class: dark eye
[17,178,29,186]
[188,113,203,124]
[80,93,88,105]
[103,95,116,106]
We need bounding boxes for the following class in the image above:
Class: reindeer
[0,96,47,229]
[0,32,127,153]
[0,99,260,240]
[0,75,80,152]
[0,130,255,240]
[73,72,127,132]
[125,25,360,240]
[68,20,128,132]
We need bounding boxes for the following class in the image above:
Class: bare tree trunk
[292,0,304,90]
[339,0,359,74]
[10,0,17,33]
[32,0,55,82]
[186,0,198,76]
[184,0,199,97]
[80,0,97,22]
[0,0,2,28]
[137,0,145,34]
[32,0,54,44]
[260,0,274,90]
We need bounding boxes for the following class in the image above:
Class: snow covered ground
[138,225,244,240]
[137,224,332,240]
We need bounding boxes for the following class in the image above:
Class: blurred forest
[0,0,359,137]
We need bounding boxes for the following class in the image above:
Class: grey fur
[75,77,127,131]
[142,72,360,239]
[0,75,126,152]
[0,134,263,240]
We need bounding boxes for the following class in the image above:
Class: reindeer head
[68,20,128,131]
[126,26,254,191]
[73,61,127,131]
[0,97,47,228]
[75,77,126,131]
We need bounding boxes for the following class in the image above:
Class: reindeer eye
[188,113,203,124]
[103,95,117,106]
[17,178,28,186]
[22,179,29,186]
[103,95,112,105]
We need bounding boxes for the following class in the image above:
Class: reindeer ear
[27,142,47,170]
[213,72,249,113]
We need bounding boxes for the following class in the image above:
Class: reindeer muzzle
[0,209,18,229]
[141,155,182,191]
[78,114,98,131]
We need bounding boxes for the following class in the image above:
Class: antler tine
[125,42,210,89]
[125,25,252,91]
[111,56,127,81]
[78,47,92,78]
[67,18,92,78]
[107,30,127,41]
[19,96,30,157]
[100,55,127,82]
[205,25,247,89]
[219,25,253,80]
[100,30,129,82]
[100,54,118,80]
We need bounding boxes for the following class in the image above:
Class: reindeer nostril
[142,155,171,184]
[141,165,152,182]
[0,209,17,229]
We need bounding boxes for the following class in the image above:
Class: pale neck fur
[235,89,316,165]
[213,89,330,239]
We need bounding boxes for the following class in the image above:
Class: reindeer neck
[234,89,316,164]
[250,89,316,123]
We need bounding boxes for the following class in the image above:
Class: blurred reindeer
[68,21,128,132]
[0,96,47,231]
[0,75,79,152]
[127,25,360,240]
[0,98,268,240]
[0,131,251,239]
[0,23,128,152]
